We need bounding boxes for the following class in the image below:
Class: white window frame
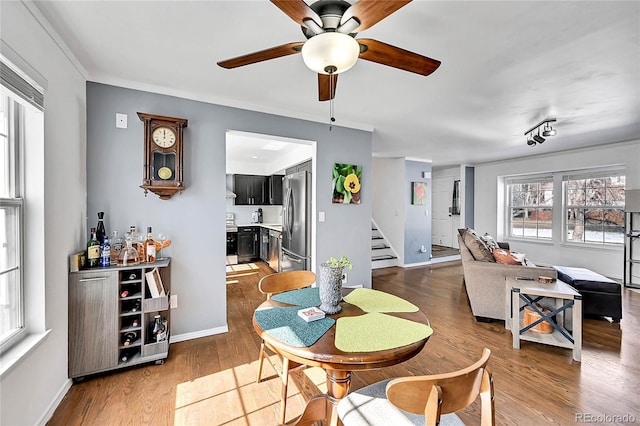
[506,175,554,241]
[0,92,25,351]
[0,54,44,356]
[563,170,626,246]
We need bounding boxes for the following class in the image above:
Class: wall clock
[137,112,188,200]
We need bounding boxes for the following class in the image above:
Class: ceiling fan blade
[217,42,304,69]
[318,73,338,101]
[357,38,441,76]
[271,0,323,29]
[340,0,411,32]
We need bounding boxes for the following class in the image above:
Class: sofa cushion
[492,248,522,265]
[459,228,495,262]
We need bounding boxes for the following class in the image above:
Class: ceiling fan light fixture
[301,32,360,74]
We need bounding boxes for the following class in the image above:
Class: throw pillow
[461,228,495,262]
[481,233,500,250]
[492,248,522,265]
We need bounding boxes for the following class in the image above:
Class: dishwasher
[268,229,281,272]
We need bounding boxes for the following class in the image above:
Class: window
[0,56,43,352]
[507,178,553,240]
[565,173,625,245]
[0,91,24,348]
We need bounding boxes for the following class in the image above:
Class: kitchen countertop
[237,223,282,232]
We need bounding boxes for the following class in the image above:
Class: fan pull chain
[328,69,336,131]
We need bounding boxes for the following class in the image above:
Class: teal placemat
[255,306,335,347]
[271,287,322,308]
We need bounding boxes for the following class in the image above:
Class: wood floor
[48,261,640,425]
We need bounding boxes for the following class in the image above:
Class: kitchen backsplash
[226,203,283,225]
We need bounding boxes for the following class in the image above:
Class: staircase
[371,224,398,269]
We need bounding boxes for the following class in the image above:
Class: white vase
[319,263,343,314]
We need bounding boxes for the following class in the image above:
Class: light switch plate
[116,113,127,129]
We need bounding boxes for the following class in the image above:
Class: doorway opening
[431,172,460,259]
[225,131,317,281]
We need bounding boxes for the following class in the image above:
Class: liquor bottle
[130,299,141,313]
[131,318,140,328]
[152,315,166,342]
[117,238,140,266]
[87,227,100,268]
[96,212,106,244]
[100,235,111,267]
[123,331,138,346]
[110,230,123,264]
[145,227,156,263]
[120,350,130,363]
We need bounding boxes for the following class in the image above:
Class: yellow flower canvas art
[332,163,361,204]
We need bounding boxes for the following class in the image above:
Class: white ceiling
[32,1,640,168]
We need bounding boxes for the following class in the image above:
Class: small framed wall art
[412,182,428,205]
[332,163,362,204]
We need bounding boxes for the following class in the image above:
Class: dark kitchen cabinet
[285,160,311,176]
[233,174,268,205]
[238,226,259,263]
[269,174,284,205]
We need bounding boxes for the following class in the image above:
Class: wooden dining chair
[337,348,494,426]
[256,270,317,424]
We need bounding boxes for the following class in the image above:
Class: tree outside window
[566,175,625,244]
[508,180,553,240]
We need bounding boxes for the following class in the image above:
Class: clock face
[152,126,176,148]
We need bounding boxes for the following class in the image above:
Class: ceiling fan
[217,0,441,101]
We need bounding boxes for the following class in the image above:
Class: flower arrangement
[325,255,352,270]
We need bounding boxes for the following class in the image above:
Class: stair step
[372,254,397,261]
[371,245,390,250]
[372,236,383,240]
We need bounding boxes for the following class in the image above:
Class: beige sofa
[458,232,557,321]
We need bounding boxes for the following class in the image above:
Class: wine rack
[68,258,171,380]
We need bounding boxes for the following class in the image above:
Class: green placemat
[271,287,321,308]
[255,306,335,347]
[342,288,419,312]
[335,312,433,352]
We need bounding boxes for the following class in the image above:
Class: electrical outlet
[170,294,178,309]
[341,271,348,285]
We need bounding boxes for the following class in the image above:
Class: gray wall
[404,160,432,264]
[86,82,373,338]
[464,166,475,229]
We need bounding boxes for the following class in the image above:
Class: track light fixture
[525,118,557,146]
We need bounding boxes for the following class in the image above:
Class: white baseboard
[36,378,72,426]
[402,255,461,268]
[170,325,229,343]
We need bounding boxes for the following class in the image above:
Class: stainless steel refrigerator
[281,170,311,271]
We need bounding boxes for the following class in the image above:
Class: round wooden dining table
[252,291,431,426]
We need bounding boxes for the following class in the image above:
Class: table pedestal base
[290,370,351,426]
